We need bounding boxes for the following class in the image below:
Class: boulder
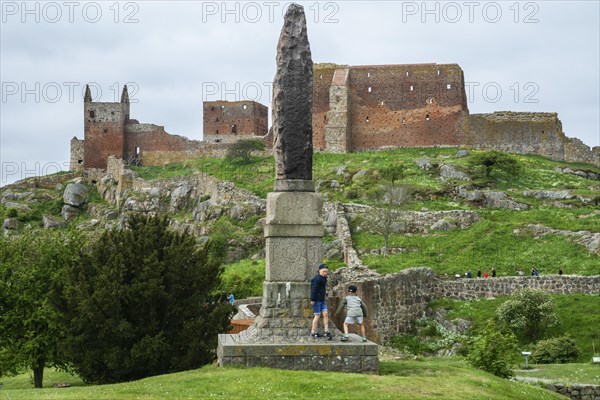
[430,219,454,231]
[455,150,470,158]
[415,158,435,170]
[63,183,88,207]
[43,215,67,229]
[61,204,80,221]
[439,164,470,181]
[3,218,19,230]
[169,184,192,212]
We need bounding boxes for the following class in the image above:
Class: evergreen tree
[55,214,235,383]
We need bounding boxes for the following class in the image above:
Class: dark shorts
[312,301,328,315]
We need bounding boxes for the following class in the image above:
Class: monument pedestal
[217,180,378,372]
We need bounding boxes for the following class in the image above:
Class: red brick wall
[124,122,204,162]
[83,102,126,169]
[313,64,341,150]
[347,64,468,150]
[203,101,268,143]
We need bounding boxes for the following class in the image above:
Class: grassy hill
[129,148,599,277]
[0,358,565,400]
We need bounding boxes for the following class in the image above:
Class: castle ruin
[71,65,599,170]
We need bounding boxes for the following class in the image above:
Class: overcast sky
[1,0,599,186]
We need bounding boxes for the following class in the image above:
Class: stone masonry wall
[467,112,600,167]
[84,102,126,169]
[203,100,268,144]
[70,137,84,171]
[330,267,600,344]
[546,384,600,400]
[347,64,468,151]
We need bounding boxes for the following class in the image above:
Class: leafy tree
[226,139,266,163]
[466,320,519,378]
[496,289,560,342]
[467,150,521,181]
[365,164,413,256]
[0,230,81,388]
[55,214,235,384]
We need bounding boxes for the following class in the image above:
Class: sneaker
[362,336,367,342]
[341,333,349,342]
[323,331,332,339]
[311,332,321,339]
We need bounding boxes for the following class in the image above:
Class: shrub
[496,288,560,342]
[531,335,580,364]
[466,320,518,378]
[6,208,18,218]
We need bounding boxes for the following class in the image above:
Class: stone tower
[83,85,129,169]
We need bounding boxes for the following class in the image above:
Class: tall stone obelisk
[217,4,378,371]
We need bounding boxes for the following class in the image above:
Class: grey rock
[415,158,435,170]
[3,218,19,230]
[458,189,484,202]
[63,183,88,207]
[352,170,368,181]
[524,190,574,200]
[324,209,337,227]
[333,165,347,175]
[329,179,340,188]
[574,170,588,178]
[3,202,32,214]
[484,192,528,210]
[272,3,313,181]
[439,164,470,181]
[588,172,599,180]
[43,215,67,229]
[323,240,342,260]
[170,184,192,212]
[563,168,574,174]
[61,204,80,221]
[430,219,454,231]
[455,150,470,158]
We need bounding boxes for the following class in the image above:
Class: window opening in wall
[368,86,372,93]
[380,100,384,106]
[231,124,237,134]
[446,84,451,89]
[103,129,107,133]
[211,106,214,111]
[426,114,430,121]
[78,160,83,164]
[243,104,247,110]
[216,117,219,122]
[319,74,323,79]
[437,70,440,75]
[542,130,544,134]
[135,146,140,156]
[428,98,433,104]
[215,139,221,143]
[89,110,95,118]
[365,116,370,123]
[406,71,409,77]
[410,85,414,91]
[367,72,370,78]
[216,130,219,134]
[221,105,225,109]
[402,117,406,125]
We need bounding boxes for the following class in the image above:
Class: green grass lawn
[514,363,600,385]
[1,358,563,400]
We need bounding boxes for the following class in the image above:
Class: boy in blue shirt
[310,264,331,339]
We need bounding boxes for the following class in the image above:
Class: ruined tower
[83,85,129,169]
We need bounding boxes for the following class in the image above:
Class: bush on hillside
[531,335,580,364]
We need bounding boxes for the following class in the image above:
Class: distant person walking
[558,267,564,275]
[491,267,496,278]
[484,271,489,279]
[477,268,482,278]
[466,269,472,278]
